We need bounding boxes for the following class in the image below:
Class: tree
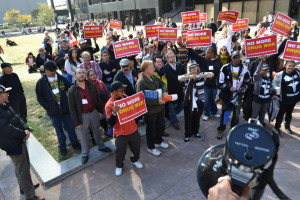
[31,9,40,20]
[3,9,20,24]
[36,3,55,26]
[18,14,34,23]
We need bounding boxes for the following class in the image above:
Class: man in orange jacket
[105,81,143,176]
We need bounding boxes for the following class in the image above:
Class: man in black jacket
[0,63,28,122]
[36,47,52,76]
[54,39,70,72]
[99,50,120,97]
[77,38,99,61]
[113,58,138,97]
[164,51,185,130]
[217,51,251,140]
[68,68,111,164]
[35,61,80,156]
[206,18,218,37]
[0,85,44,200]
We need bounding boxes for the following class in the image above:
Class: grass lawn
[0,31,114,162]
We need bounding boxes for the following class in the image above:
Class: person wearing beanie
[0,63,28,123]
[35,60,81,156]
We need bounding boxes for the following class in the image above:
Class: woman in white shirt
[64,48,82,83]
[216,24,232,56]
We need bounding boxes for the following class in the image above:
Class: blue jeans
[104,83,111,98]
[204,86,218,116]
[50,114,78,150]
[168,102,184,125]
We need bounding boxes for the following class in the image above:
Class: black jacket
[164,62,185,103]
[54,48,70,72]
[217,63,251,101]
[99,60,120,84]
[0,104,28,155]
[113,69,138,97]
[36,54,52,68]
[36,73,71,117]
[77,45,99,61]
[206,23,218,37]
[0,73,24,96]
[67,81,103,127]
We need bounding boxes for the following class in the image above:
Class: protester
[6,39,17,46]
[54,39,70,77]
[188,47,222,121]
[105,81,143,176]
[99,50,120,96]
[206,18,218,37]
[0,63,28,123]
[100,36,115,61]
[42,31,54,56]
[290,21,299,41]
[168,18,177,28]
[87,69,109,134]
[36,61,80,156]
[0,45,4,63]
[175,36,189,72]
[68,68,111,164]
[78,51,102,80]
[178,61,214,142]
[113,58,138,96]
[154,55,168,87]
[218,46,231,65]
[164,51,185,130]
[272,60,300,135]
[77,38,99,61]
[260,16,270,29]
[125,18,130,32]
[216,27,232,56]
[217,51,250,140]
[136,60,169,156]
[36,47,52,75]
[252,62,274,126]
[25,52,37,73]
[0,84,45,200]
[65,47,82,83]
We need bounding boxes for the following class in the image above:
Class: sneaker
[195,133,203,140]
[155,142,169,149]
[147,148,161,156]
[184,137,190,143]
[131,161,143,169]
[203,115,209,121]
[213,114,221,118]
[115,167,122,176]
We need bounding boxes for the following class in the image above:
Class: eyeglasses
[39,50,44,52]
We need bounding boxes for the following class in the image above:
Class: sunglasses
[221,49,227,51]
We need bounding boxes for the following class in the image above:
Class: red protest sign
[245,35,277,58]
[186,29,212,48]
[110,20,122,29]
[256,28,272,38]
[145,24,164,38]
[282,40,300,61]
[182,11,201,24]
[217,11,239,23]
[113,38,141,59]
[114,92,147,125]
[199,13,207,23]
[158,28,177,41]
[232,19,249,31]
[181,30,187,43]
[83,25,103,39]
[271,12,292,37]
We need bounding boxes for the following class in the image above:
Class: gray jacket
[272,69,300,101]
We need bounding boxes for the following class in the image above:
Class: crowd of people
[0,12,300,200]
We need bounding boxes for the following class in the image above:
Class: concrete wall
[0,0,47,24]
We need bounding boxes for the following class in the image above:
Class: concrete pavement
[1,103,300,200]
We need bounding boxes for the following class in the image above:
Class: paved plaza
[1,103,300,200]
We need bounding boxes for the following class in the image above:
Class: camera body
[197,120,276,198]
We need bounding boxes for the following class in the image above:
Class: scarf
[220,54,229,65]
[155,67,165,78]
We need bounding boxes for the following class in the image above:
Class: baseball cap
[188,60,198,68]
[119,58,130,66]
[78,38,87,44]
[110,81,127,92]
[231,51,241,58]
[262,64,270,70]
[0,84,12,94]
[1,63,12,69]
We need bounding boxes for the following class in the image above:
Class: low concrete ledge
[28,112,183,187]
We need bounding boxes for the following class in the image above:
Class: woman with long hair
[218,46,231,65]
[290,21,299,41]
[65,48,82,83]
